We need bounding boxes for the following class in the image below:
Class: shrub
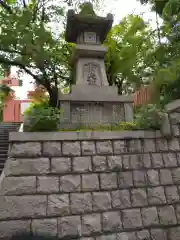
[59,122,138,131]
[134,104,166,130]
[0,84,15,100]
[23,101,61,132]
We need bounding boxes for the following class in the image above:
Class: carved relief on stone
[112,104,125,122]
[83,62,101,86]
[71,102,104,124]
[71,102,125,125]
[71,103,88,124]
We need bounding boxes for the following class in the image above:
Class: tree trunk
[48,87,58,108]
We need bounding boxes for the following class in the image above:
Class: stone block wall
[0,129,180,240]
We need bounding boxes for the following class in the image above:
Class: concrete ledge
[9,130,160,142]
[166,99,180,112]
[59,86,133,103]
[74,44,107,58]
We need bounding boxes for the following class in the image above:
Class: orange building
[1,71,31,122]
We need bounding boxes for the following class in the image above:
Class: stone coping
[9,130,162,142]
[166,99,180,112]
[58,89,133,102]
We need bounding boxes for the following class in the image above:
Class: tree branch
[32,0,40,22]
[0,56,43,84]
[0,48,27,56]
[23,0,27,8]
[0,0,13,14]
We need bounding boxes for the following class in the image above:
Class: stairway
[0,123,21,175]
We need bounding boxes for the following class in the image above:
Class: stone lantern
[59,3,133,127]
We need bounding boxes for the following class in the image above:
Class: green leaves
[138,0,169,15]
[105,14,155,94]
[135,104,165,130]
[0,0,73,106]
[23,100,62,132]
[163,0,180,19]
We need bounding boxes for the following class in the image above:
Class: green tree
[138,0,170,15]
[136,0,180,107]
[104,14,156,94]
[0,0,103,107]
[150,0,180,105]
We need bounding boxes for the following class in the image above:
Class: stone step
[0,123,21,126]
[0,126,20,129]
[0,161,7,165]
[0,152,8,156]
[0,157,6,161]
[0,146,8,148]
[0,162,6,168]
[0,157,8,161]
[0,127,18,129]
[0,150,8,154]
[0,163,7,168]
[0,143,9,146]
[0,132,16,134]
[0,123,20,175]
[0,157,6,160]
[0,158,7,162]
[0,126,14,128]
[0,131,18,133]
[0,144,8,147]
[0,128,19,130]
[1,127,20,129]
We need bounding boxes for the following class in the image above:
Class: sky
[11,0,159,99]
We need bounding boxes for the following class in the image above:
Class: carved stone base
[59,86,133,128]
[71,102,124,124]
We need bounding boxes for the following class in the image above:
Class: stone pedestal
[59,7,133,128]
[59,86,133,128]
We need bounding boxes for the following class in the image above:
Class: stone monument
[59,3,133,127]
